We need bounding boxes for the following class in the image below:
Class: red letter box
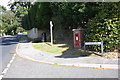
[72,29,84,48]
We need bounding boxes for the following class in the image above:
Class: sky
[0,0,14,10]
[0,0,35,10]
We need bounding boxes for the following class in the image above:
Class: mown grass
[32,42,119,58]
[32,42,70,54]
[22,32,27,34]
[32,42,95,56]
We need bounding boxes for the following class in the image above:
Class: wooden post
[50,21,53,45]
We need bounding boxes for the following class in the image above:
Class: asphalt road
[3,57,118,78]
[0,35,19,74]
[0,35,28,74]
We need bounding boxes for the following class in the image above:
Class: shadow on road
[1,43,18,46]
[0,36,19,46]
[0,34,29,46]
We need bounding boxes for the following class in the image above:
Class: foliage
[10,2,119,52]
[0,2,31,35]
[22,2,52,30]
[16,27,25,33]
[50,2,99,29]
[21,2,99,30]
[86,2,120,52]
[9,2,30,18]
[1,10,19,35]
[48,2,100,39]
[0,6,6,35]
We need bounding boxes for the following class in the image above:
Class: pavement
[16,43,120,70]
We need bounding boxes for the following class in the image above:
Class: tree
[1,10,20,35]
[9,2,31,18]
[13,2,119,52]
[6,2,32,34]
[22,2,53,30]
[0,5,6,36]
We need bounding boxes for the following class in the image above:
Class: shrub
[85,3,119,52]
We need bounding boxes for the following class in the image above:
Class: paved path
[16,43,119,70]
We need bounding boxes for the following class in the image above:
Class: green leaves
[21,2,53,30]
[8,2,119,52]
[1,10,20,35]
[86,3,119,52]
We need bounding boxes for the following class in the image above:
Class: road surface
[3,56,118,78]
[0,35,28,74]
[0,35,19,74]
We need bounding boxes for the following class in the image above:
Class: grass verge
[22,32,27,34]
[32,42,119,59]
[71,49,95,57]
[32,42,71,54]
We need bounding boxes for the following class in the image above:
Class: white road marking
[0,54,16,80]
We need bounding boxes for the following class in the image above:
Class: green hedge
[85,3,119,52]
[86,18,119,52]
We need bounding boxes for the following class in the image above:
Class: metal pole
[50,21,53,45]
[101,40,103,56]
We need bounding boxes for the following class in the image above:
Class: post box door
[74,33,80,47]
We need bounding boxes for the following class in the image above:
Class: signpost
[50,21,53,45]
[84,41,104,56]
